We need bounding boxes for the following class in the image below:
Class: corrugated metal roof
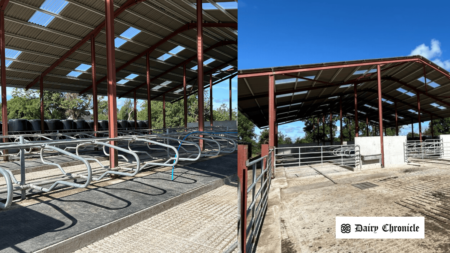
[238,56,450,128]
[0,0,237,101]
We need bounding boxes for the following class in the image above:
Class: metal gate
[404,139,443,161]
[274,144,361,170]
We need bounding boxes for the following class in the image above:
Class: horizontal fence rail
[404,139,444,161]
[275,144,361,170]
[0,128,238,210]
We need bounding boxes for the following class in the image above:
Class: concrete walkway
[76,183,238,253]
[0,154,237,253]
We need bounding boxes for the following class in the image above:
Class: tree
[61,93,92,119]
[429,118,450,135]
[118,99,134,120]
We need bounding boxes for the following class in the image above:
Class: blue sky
[239,0,450,140]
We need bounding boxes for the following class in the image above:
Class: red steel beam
[183,64,187,128]
[146,52,151,129]
[354,84,359,137]
[269,75,275,151]
[0,7,7,142]
[238,58,420,79]
[418,59,450,81]
[26,0,147,91]
[105,0,118,168]
[197,0,204,150]
[151,58,237,100]
[417,92,422,142]
[377,65,385,168]
[0,0,9,10]
[237,144,248,253]
[117,40,236,98]
[91,35,98,136]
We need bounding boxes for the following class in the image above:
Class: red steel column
[0,8,7,142]
[163,94,166,129]
[210,74,213,127]
[40,76,44,134]
[268,75,275,153]
[354,84,359,137]
[431,115,434,138]
[197,0,204,150]
[133,91,137,129]
[340,96,343,145]
[229,77,232,121]
[183,64,187,129]
[395,100,398,136]
[105,0,118,168]
[322,115,325,145]
[417,92,422,142]
[329,113,333,145]
[91,35,98,136]
[376,65,385,167]
[146,52,152,129]
[366,116,369,136]
[237,144,248,253]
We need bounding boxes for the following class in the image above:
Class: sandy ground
[257,159,450,253]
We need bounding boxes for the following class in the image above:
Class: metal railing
[0,129,238,210]
[404,139,443,161]
[274,144,361,170]
[230,144,273,253]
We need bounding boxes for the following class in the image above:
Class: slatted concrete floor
[75,184,238,253]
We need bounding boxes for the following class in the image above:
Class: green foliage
[428,118,450,135]
[118,99,134,120]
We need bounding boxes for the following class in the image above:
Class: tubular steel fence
[230,144,273,253]
[0,128,238,210]
[274,144,361,170]
[404,139,443,161]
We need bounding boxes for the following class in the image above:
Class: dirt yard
[257,159,450,253]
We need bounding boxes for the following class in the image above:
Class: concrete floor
[257,159,450,253]
[75,183,238,253]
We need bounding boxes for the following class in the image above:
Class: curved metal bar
[0,167,13,209]
[132,138,180,168]
[142,136,202,161]
[186,136,221,157]
[75,142,107,169]
[90,141,141,180]
[101,141,129,162]
[32,145,92,192]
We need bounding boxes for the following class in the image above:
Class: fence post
[238,144,248,253]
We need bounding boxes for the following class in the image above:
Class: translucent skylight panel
[67,71,82,78]
[221,65,232,71]
[160,81,172,86]
[431,103,440,107]
[276,93,292,98]
[439,106,446,110]
[340,84,351,88]
[218,2,238,9]
[353,69,376,75]
[405,92,415,97]
[191,65,198,70]
[41,0,68,14]
[169,46,185,55]
[397,88,407,93]
[276,91,307,98]
[120,27,141,39]
[291,102,302,106]
[117,79,129,85]
[275,78,297,85]
[158,54,172,61]
[359,111,366,114]
[29,12,54,27]
[364,104,377,110]
[277,104,290,108]
[293,91,307,96]
[5,60,12,67]
[204,58,215,65]
[5,48,22,59]
[408,109,417,114]
[75,64,90,71]
[152,85,162,91]
[328,96,339,99]
[201,3,217,10]
[417,77,440,88]
[125,73,139,79]
[115,38,127,48]
[382,98,393,104]
[297,76,315,81]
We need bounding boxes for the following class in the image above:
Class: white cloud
[410,39,450,70]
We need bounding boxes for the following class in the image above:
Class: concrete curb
[36,174,237,253]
